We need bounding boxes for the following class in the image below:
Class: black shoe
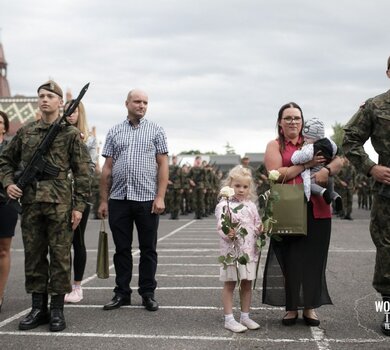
[49,294,66,332]
[281,312,298,326]
[103,295,131,310]
[19,308,50,330]
[142,297,159,311]
[19,293,50,330]
[322,190,332,204]
[343,215,353,220]
[303,314,320,327]
[334,197,343,212]
[49,308,66,332]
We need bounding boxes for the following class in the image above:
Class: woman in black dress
[0,111,18,312]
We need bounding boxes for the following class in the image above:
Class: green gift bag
[272,182,307,236]
[96,219,110,279]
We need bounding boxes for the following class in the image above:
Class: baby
[291,117,342,211]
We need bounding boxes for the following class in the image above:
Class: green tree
[330,122,345,152]
[224,142,236,155]
[178,150,202,155]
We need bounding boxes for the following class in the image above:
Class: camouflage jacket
[343,89,390,187]
[168,165,183,189]
[0,119,91,212]
[187,166,206,188]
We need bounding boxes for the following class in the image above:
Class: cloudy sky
[1,0,389,159]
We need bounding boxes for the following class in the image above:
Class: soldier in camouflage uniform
[356,172,369,209]
[167,155,183,219]
[0,81,91,332]
[254,162,270,209]
[334,156,356,220]
[180,164,192,214]
[187,156,206,219]
[342,56,390,336]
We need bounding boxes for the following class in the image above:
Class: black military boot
[19,293,50,330]
[49,294,66,332]
[381,295,390,336]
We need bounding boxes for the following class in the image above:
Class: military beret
[37,80,63,98]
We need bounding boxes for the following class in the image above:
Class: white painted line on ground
[166,238,217,240]
[158,249,219,252]
[0,220,197,330]
[157,243,218,245]
[311,327,330,350]
[10,248,376,253]
[157,220,197,242]
[81,286,283,290]
[144,274,220,278]
[133,263,219,266]
[0,309,32,328]
[63,305,284,310]
[82,286,223,290]
[156,255,218,258]
[0,331,316,342]
[0,330,386,344]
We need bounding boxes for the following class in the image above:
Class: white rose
[268,170,281,182]
[219,186,235,198]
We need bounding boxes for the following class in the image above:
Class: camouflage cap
[37,80,63,98]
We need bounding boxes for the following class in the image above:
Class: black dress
[262,201,333,310]
[0,140,18,238]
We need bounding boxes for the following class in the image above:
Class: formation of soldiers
[334,155,373,220]
[165,156,274,220]
[165,156,223,220]
[165,154,373,222]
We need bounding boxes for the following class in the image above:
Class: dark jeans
[108,199,159,298]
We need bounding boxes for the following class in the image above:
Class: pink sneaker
[64,287,83,303]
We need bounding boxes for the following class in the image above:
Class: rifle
[7,83,90,213]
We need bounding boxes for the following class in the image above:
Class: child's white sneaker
[224,319,248,333]
[64,287,83,303]
[240,317,260,330]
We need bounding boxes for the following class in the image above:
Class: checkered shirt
[102,117,168,201]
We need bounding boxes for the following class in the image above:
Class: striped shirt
[102,117,168,201]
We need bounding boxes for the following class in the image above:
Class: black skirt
[0,202,18,238]
[262,201,333,310]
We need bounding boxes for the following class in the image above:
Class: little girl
[215,165,262,333]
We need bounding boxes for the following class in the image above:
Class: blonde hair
[65,100,90,142]
[220,165,257,202]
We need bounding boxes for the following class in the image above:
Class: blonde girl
[215,165,262,333]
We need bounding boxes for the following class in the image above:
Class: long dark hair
[0,111,10,133]
[276,102,304,152]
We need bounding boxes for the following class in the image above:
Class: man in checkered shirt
[99,89,169,312]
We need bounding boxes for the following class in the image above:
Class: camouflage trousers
[192,188,205,218]
[370,194,390,295]
[21,203,74,295]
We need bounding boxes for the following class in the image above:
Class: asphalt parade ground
[1,200,390,349]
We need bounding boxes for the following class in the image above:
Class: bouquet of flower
[217,186,249,285]
[253,170,282,289]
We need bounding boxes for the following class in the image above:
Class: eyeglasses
[282,116,302,124]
